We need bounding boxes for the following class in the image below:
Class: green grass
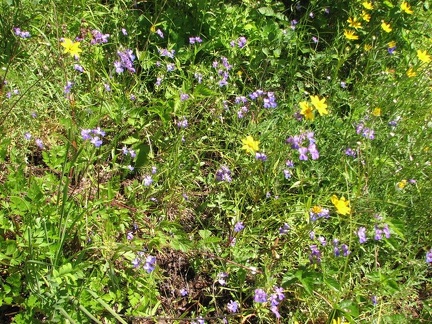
[0,0,432,323]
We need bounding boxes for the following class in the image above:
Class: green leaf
[134,144,150,169]
[258,7,275,16]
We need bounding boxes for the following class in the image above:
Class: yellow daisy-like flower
[400,1,413,14]
[362,1,374,10]
[361,11,371,22]
[372,108,381,116]
[417,50,431,63]
[241,136,260,154]
[406,68,416,77]
[299,101,314,121]
[310,95,328,116]
[381,22,392,33]
[60,38,82,57]
[331,195,351,215]
[397,179,408,190]
[347,17,362,29]
[388,41,396,48]
[364,44,372,51]
[344,29,359,41]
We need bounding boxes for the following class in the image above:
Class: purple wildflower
[227,300,239,313]
[177,118,188,128]
[340,81,347,88]
[312,36,319,43]
[263,92,277,108]
[35,139,44,149]
[318,236,327,246]
[345,148,356,157]
[127,232,134,240]
[358,227,367,244]
[121,28,128,36]
[143,175,153,186]
[298,147,308,160]
[237,36,247,48]
[383,224,390,238]
[194,73,203,83]
[283,169,291,179]
[90,30,110,45]
[279,223,290,235]
[237,106,248,118]
[166,63,175,72]
[156,29,164,38]
[90,136,102,147]
[255,152,267,161]
[180,288,188,296]
[180,93,190,101]
[24,132,31,140]
[253,289,267,303]
[104,83,111,92]
[114,49,135,74]
[74,64,84,73]
[216,165,232,182]
[308,144,319,160]
[234,221,245,233]
[374,226,383,240]
[14,27,31,38]
[159,48,175,58]
[290,20,298,30]
[143,255,156,273]
[341,244,350,256]
[309,231,315,240]
[64,81,73,94]
[217,272,228,285]
[372,296,378,305]
[426,249,432,264]
[309,245,321,263]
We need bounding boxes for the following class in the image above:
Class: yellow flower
[381,21,392,33]
[150,25,156,33]
[372,108,381,116]
[241,136,260,154]
[400,1,413,14]
[60,38,82,57]
[388,41,396,48]
[310,95,328,116]
[331,195,351,215]
[299,101,315,121]
[344,29,359,40]
[361,11,371,22]
[347,17,362,29]
[364,44,372,51]
[397,179,408,190]
[417,50,431,63]
[406,68,416,77]
[311,206,323,214]
[362,1,374,10]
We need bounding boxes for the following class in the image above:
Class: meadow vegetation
[0,0,432,323]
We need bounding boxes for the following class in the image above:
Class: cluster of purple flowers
[212,57,232,87]
[90,29,110,45]
[216,165,232,182]
[356,123,375,140]
[81,127,106,147]
[358,223,391,243]
[374,224,391,240]
[180,93,190,101]
[230,36,247,48]
[132,253,156,273]
[286,131,319,160]
[309,244,322,263]
[25,133,44,149]
[332,239,350,257]
[121,146,136,158]
[14,27,31,38]
[177,117,188,128]
[114,49,136,74]
[189,36,203,44]
[255,152,267,161]
[345,147,357,157]
[5,88,19,99]
[253,287,285,318]
[159,48,175,58]
[248,90,277,108]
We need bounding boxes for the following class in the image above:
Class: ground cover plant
[0,0,432,322]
